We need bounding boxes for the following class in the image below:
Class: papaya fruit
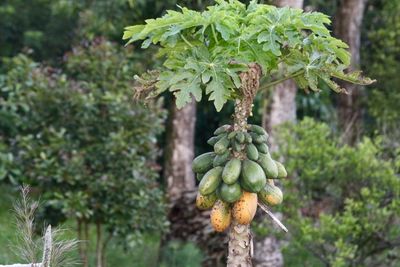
[207,135,221,146]
[249,132,266,144]
[196,173,205,182]
[228,131,237,140]
[235,132,245,143]
[222,158,241,184]
[246,143,259,161]
[214,125,231,135]
[244,132,252,143]
[240,159,266,193]
[232,140,245,152]
[199,166,222,195]
[219,182,242,203]
[214,135,230,155]
[210,200,231,232]
[258,153,278,179]
[196,192,217,210]
[256,143,269,154]
[232,191,258,225]
[213,151,230,167]
[275,161,287,178]
[248,124,269,138]
[192,152,215,173]
[258,183,283,206]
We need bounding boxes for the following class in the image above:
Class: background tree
[0,40,167,267]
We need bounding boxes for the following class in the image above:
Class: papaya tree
[123,0,374,265]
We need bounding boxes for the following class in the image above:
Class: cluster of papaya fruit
[193,124,287,232]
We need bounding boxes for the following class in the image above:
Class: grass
[0,185,203,267]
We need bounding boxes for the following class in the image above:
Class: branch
[258,70,304,92]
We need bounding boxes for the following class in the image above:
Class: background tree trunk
[164,101,197,201]
[334,0,368,144]
[257,1,303,266]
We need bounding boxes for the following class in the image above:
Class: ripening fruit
[232,191,258,225]
[258,183,283,206]
[210,200,231,232]
[196,192,218,210]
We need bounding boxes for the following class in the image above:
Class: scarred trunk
[227,63,262,267]
[258,1,303,267]
[334,0,368,144]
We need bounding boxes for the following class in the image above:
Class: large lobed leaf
[124,0,374,111]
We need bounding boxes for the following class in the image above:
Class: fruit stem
[228,63,262,267]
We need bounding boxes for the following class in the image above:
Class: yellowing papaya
[232,191,258,225]
[192,152,215,173]
[222,158,241,184]
[240,159,266,193]
[219,182,242,203]
[199,166,222,195]
[196,192,217,210]
[258,183,283,206]
[210,200,231,232]
[274,161,287,178]
[258,153,278,179]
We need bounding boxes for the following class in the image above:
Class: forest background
[0,0,399,267]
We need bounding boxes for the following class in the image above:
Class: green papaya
[232,141,245,152]
[256,143,269,154]
[196,192,217,210]
[244,132,252,143]
[207,135,221,146]
[214,125,231,135]
[196,173,205,181]
[240,159,266,193]
[219,182,242,203]
[258,153,278,178]
[248,124,269,138]
[258,183,283,206]
[192,152,215,173]
[275,161,287,178]
[246,143,259,161]
[228,131,237,140]
[199,166,223,195]
[249,132,266,144]
[214,135,230,155]
[213,151,230,167]
[235,132,245,143]
[222,158,241,184]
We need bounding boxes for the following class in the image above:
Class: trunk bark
[258,1,303,267]
[164,101,197,201]
[334,0,368,144]
[227,63,262,267]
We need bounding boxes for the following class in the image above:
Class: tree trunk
[227,63,262,267]
[334,0,368,144]
[164,101,197,201]
[258,1,303,267]
[96,222,103,267]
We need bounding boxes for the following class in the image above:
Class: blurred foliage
[274,118,400,267]
[362,0,400,146]
[159,240,203,267]
[0,39,168,246]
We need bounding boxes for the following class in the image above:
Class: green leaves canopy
[123,0,374,111]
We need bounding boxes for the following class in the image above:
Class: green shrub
[275,118,400,267]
